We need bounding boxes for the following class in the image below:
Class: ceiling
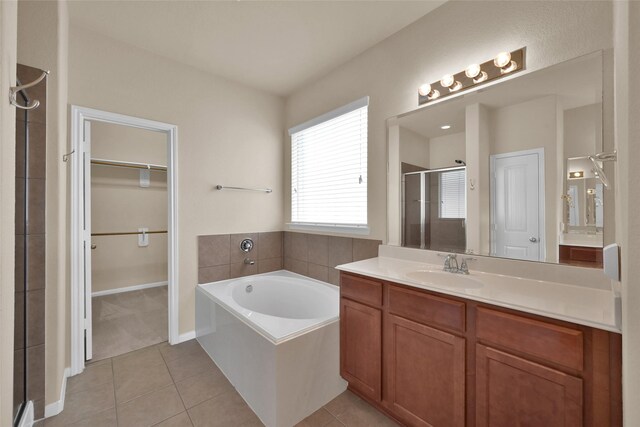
[68,1,445,96]
[399,52,603,139]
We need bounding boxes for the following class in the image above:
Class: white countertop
[336,257,621,333]
[560,233,603,248]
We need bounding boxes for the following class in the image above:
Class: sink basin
[405,270,484,289]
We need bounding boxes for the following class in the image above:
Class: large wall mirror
[387,51,614,267]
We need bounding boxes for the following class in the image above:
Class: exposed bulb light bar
[417,47,526,106]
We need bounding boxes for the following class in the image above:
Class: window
[439,169,466,219]
[289,97,368,231]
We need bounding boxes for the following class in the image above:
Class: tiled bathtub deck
[43,340,399,427]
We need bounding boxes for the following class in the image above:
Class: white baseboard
[16,401,33,427]
[44,367,70,418]
[92,281,167,297]
[177,330,196,343]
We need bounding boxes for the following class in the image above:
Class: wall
[564,104,602,159]
[429,132,465,169]
[16,0,69,415]
[90,122,168,293]
[398,127,428,168]
[614,1,640,424]
[67,25,285,336]
[285,0,613,244]
[0,1,18,425]
[489,96,560,262]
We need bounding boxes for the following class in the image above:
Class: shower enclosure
[402,166,467,253]
[13,64,47,425]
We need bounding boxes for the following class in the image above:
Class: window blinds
[289,97,368,227]
[439,169,466,219]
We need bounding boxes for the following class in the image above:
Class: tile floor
[92,286,168,361]
[42,340,399,427]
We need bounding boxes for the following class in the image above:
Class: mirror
[388,51,613,266]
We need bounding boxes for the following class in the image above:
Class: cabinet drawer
[388,285,465,333]
[476,308,583,371]
[341,273,383,307]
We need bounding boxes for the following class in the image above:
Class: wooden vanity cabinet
[339,272,622,427]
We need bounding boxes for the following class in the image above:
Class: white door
[82,120,93,360]
[491,149,544,261]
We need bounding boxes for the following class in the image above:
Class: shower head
[455,160,466,166]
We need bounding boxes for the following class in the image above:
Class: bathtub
[196,270,347,427]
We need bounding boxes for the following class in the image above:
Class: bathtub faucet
[244,258,255,265]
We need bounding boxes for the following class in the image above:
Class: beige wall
[68,25,285,336]
[90,122,167,293]
[0,1,18,425]
[398,127,428,168]
[285,1,613,243]
[429,132,465,169]
[564,103,602,159]
[17,0,69,412]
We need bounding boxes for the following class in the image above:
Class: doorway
[490,148,545,262]
[70,106,178,375]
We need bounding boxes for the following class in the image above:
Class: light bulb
[465,64,481,79]
[494,51,512,68]
[418,83,432,97]
[440,74,455,88]
[440,125,451,130]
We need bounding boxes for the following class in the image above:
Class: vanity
[336,49,622,426]
[336,253,621,427]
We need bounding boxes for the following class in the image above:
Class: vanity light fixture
[418,48,526,106]
[569,171,584,179]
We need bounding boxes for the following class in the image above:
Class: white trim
[16,401,33,427]
[286,222,370,236]
[70,106,180,376]
[177,330,196,343]
[288,96,369,135]
[490,148,546,261]
[44,367,70,418]
[91,281,168,297]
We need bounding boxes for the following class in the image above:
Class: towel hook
[9,70,49,110]
[62,149,75,163]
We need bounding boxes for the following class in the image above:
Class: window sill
[286,222,370,236]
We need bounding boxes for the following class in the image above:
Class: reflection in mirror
[389,52,611,267]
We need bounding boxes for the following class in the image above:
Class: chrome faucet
[244,258,255,265]
[440,253,476,274]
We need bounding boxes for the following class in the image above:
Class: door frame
[70,105,179,375]
[489,148,545,262]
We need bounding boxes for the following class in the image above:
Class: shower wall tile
[27,122,46,179]
[15,180,25,235]
[14,292,25,350]
[26,344,45,402]
[26,290,46,347]
[230,233,258,264]
[283,231,381,286]
[26,178,46,235]
[198,232,283,284]
[26,234,45,291]
[15,120,25,178]
[198,235,230,268]
[15,236,24,292]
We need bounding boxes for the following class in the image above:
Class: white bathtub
[196,270,347,427]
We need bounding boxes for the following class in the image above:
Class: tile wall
[197,231,381,286]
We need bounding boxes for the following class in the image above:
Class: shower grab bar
[91,230,167,237]
[215,185,272,193]
[9,70,49,110]
[91,158,167,171]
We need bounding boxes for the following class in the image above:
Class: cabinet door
[340,298,382,401]
[385,314,465,427]
[476,345,583,427]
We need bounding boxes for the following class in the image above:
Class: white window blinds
[289,97,368,227]
[439,169,466,219]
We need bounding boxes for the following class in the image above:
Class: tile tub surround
[283,232,382,286]
[198,232,283,284]
[44,340,399,426]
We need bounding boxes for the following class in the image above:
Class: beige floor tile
[113,347,173,404]
[117,384,185,427]
[153,412,194,427]
[68,408,118,427]
[296,407,336,427]
[188,392,259,427]
[44,382,115,427]
[158,339,203,363]
[66,360,113,395]
[165,348,217,382]
[326,392,399,427]
[175,368,233,409]
[325,420,345,427]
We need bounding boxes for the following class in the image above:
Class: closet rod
[91,158,167,171]
[91,230,167,237]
